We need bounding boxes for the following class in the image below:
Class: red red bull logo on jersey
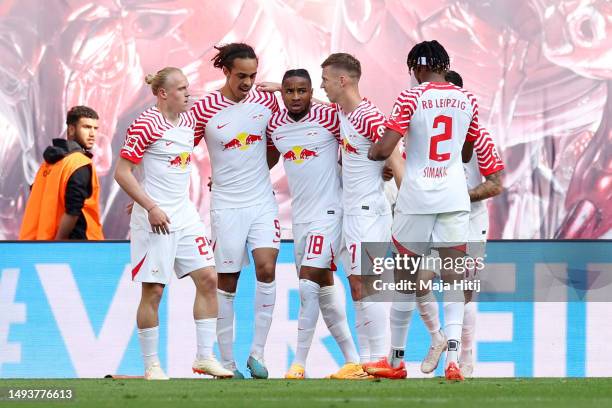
[221,132,262,151]
[168,152,191,169]
[341,137,359,154]
[283,146,318,164]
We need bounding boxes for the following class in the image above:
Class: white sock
[195,318,216,359]
[138,326,160,370]
[294,279,320,366]
[250,280,276,360]
[417,291,441,334]
[461,300,476,361]
[443,289,465,365]
[362,301,387,360]
[319,285,360,364]
[353,301,370,363]
[389,292,415,368]
[216,289,236,367]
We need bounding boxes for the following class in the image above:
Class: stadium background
[0,0,611,380]
[0,0,610,240]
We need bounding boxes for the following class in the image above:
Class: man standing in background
[19,106,104,240]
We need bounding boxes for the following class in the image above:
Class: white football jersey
[335,99,391,216]
[385,82,480,214]
[191,89,279,209]
[267,103,342,224]
[120,106,200,231]
[464,126,505,220]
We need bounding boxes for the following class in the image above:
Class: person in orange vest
[19,106,104,240]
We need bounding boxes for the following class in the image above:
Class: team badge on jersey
[221,132,263,151]
[282,146,318,164]
[168,152,191,169]
[341,137,358,154]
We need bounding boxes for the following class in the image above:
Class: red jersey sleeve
[384,89,419,136]
[314,104,340,142]
[474,127,505,176]
[119,114,158,164]
[465,92,480,142]
[190,99,209,146]
[351,101,386,142]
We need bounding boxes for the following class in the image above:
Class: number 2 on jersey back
[429,115,452,162]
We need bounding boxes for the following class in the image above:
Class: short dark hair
[445,70,463,88]
[211,42,257,70]
[406,40,450,74]
[66,106,99,126]
[321,53,361,79]
[282,69,311,85]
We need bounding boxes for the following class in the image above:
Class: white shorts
[465,210,488,280]
[130,221,215,285]
[342,213,392,276]
[210,200,280,273]
[423,211,488,280]
[293,216,342,272]
[391,211,470,255]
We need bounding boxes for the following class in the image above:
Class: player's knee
[142,284,164,306]
[348,277,363,300]
[255,261,275,283]
[217,273,239,293]
[416,286,430,297]
[195,269,217,294]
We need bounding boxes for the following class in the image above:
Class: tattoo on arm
[469,170,504,202]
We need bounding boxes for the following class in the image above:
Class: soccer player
[19,106,104,240]
[268,69,369,379]
[320,53,401,364]
[115,67,232,380]
[190,43,280,379]
[365,40,480,381]
[415,70,505,377]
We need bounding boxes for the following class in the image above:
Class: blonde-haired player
[115,67,232,380]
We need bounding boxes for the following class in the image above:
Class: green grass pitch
[1,378,611,408]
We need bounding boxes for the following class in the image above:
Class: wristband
[146,204,158,212]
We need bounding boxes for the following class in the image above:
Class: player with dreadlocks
[413,70,505,378]
[365,40,481,381]
[191,42,280,379]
